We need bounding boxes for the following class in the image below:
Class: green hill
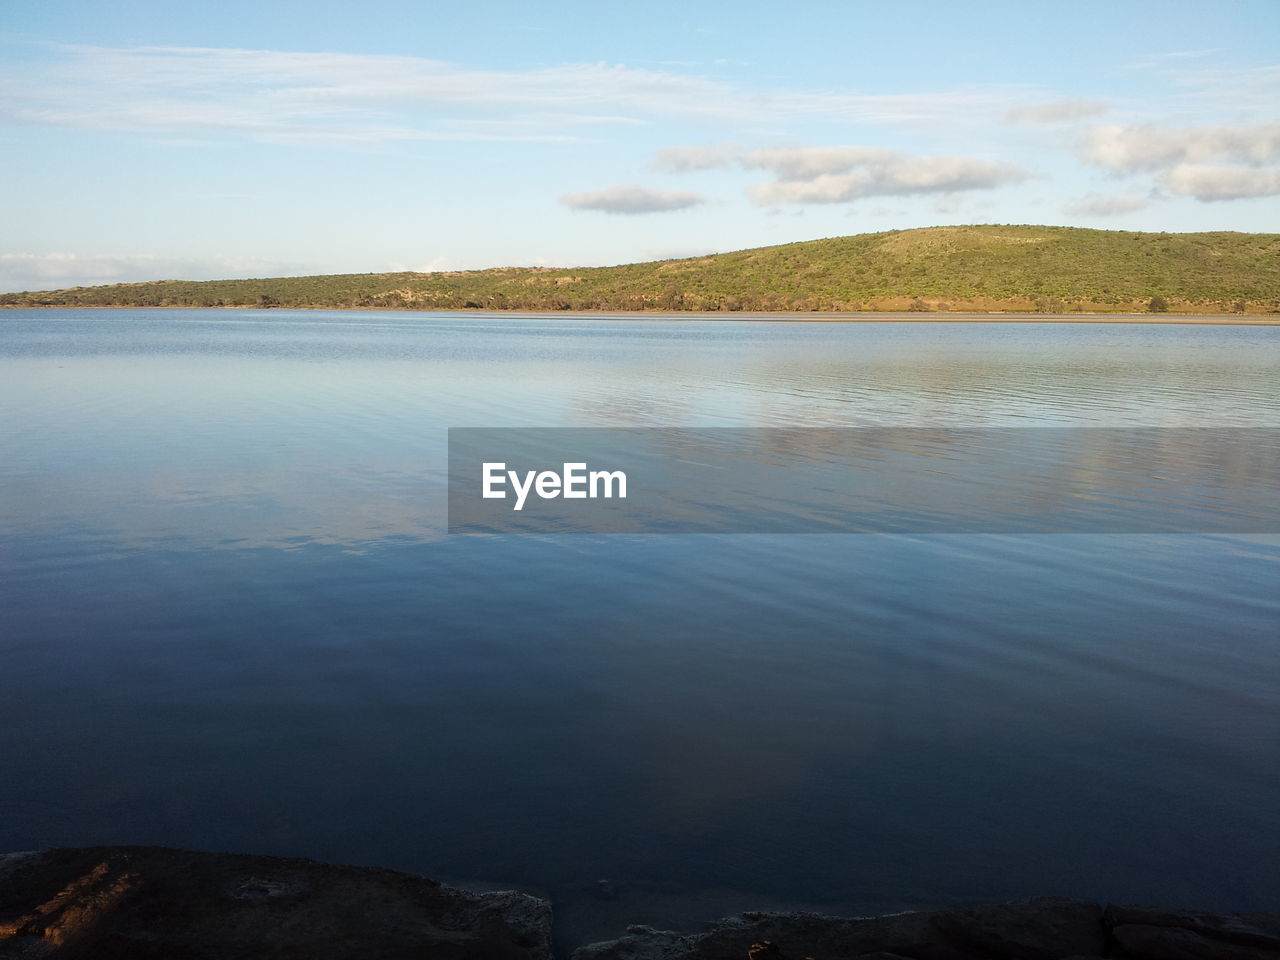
[5,225,1279,314]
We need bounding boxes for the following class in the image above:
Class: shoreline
[2,305,1279,325]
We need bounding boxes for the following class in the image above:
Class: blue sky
[3,0,1278,291]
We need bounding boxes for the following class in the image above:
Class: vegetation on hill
[4,225,1278,314]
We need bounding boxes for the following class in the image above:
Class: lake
[1,309,1277,947]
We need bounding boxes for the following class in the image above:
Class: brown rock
[0,846,552,960]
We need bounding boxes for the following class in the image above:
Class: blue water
[1,310,1278,943]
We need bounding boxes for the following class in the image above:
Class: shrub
[1148,296,1169,313]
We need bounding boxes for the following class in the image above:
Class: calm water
[1,310,1278,945]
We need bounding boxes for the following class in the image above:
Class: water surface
[1,310,1277,945]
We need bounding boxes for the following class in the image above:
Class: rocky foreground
[2,847,1278,960]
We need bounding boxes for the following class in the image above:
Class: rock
[570,924,694,960]
[0,846,552,960]
[5,847,1279,960]
[697,908,944,959]
[1104,905,1280,952]
[931,897,1106,959]
[574,907,957,960]
[1111,923,1280,960]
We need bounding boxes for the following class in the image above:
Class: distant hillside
[5,225,1279,314]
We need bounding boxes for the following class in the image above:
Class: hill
[4,225,1279,314]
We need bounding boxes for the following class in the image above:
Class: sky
[2,0,1278,292]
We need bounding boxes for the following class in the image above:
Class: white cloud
[1005,100,1107,125]
[743,146,894,180]
[1160,164,1280,201]
[1064,192,1151,216]
[0,44,1028,145]
[651,143,1030,207]
[560,184,705,214]
[1081,122,1280,173]
[0,253,305,293]
[651,142,743,171]
[1076,121,1280,204]
[740,148,1030,205]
